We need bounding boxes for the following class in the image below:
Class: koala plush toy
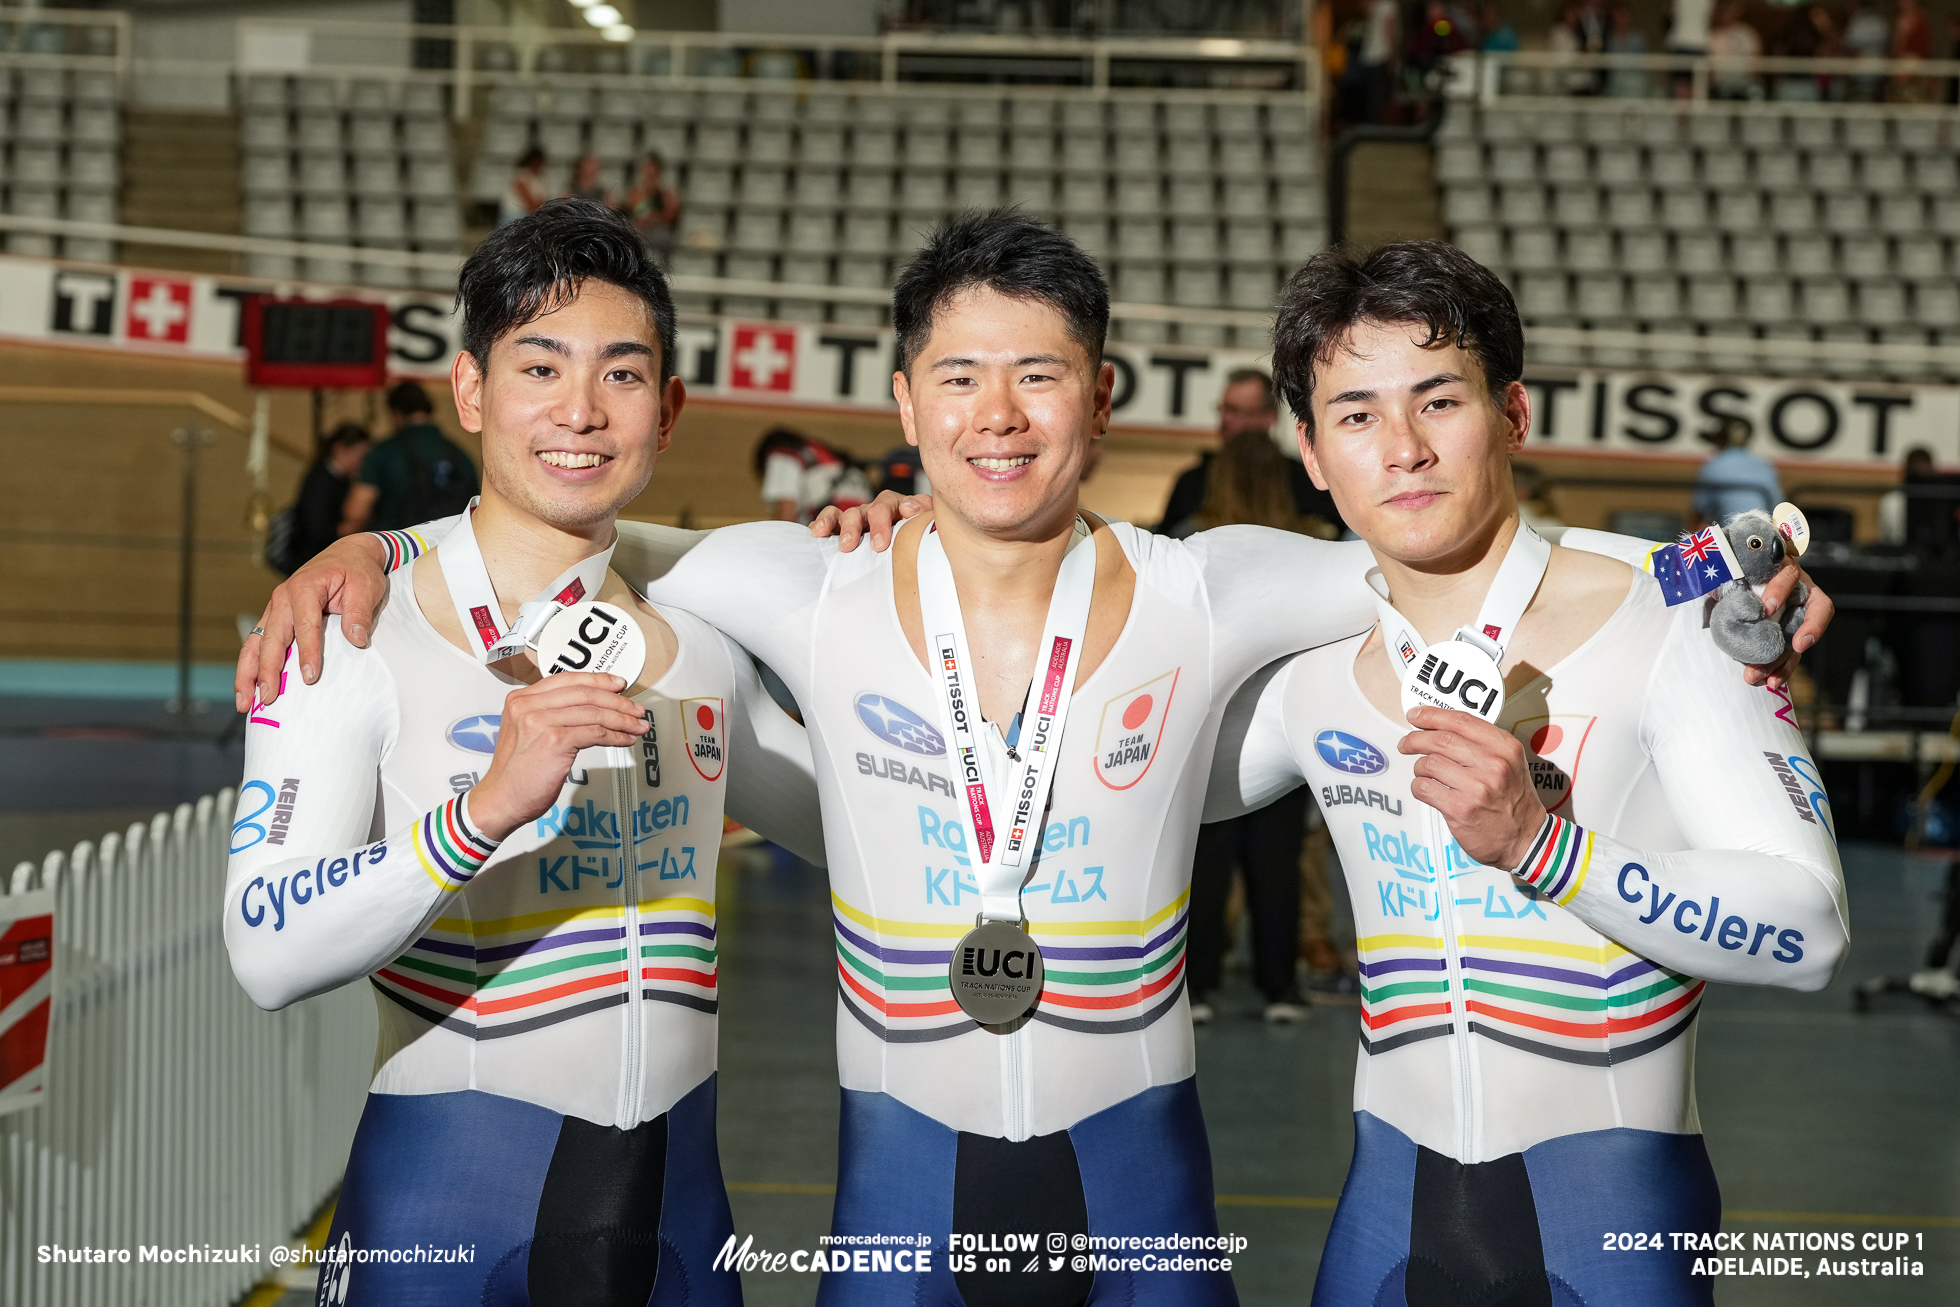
[1708,509,1808,664]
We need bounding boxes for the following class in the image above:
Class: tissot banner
[0,253,1951,463]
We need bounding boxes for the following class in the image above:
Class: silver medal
[948,919,1044,1025]
[533,600,648,688]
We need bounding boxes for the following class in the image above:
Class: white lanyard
[438,497,618,663]
[1369,519,1551,723]
[917,520,1096,925]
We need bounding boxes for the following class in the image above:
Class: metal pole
[169,427,213,717]
[1326,94,1448,249]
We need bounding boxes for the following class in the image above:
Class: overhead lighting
[585,4,621,25]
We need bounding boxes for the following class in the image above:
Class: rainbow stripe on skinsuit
[374,528,432,572]
[1513,814,1594,907]
[412,797,497,892]
[1355,931,1703,1068]
[831,890,1191,1042]
[373,896,720,1037]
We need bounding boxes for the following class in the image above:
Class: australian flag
[1650,527,1736,606]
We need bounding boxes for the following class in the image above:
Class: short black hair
[386,380,432,417]
[1272,241,1524,441]
[457,196,677,383]
[891,208,1108,375]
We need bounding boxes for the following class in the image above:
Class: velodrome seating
[237,74,460,288]
[0,66,122,262]
[467,85,1324,345]
[1438,103,1960,379]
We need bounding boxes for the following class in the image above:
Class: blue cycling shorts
[817,1076,1238,1307]
[315,1075,739,1306]
[1312,1112,1720,1307]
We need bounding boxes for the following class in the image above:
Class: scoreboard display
[243,298,391,388]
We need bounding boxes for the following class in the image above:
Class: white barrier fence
[1,789,373,1307]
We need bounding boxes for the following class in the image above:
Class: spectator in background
[570,152,612,205]
[1182,424,1347,1026]
[1708,0,1764,99]
[1481,1,1520,51]
[753,427,872,525]
[1358,0,1399,122]
[1771,2,1823,101]
[1606,3,1654,97]
[1845,0,1892,100]
[341,381,480,535]
[620,152,681,267]
[500,146,549,225]
[1879,446,1960,552]
[291,423,371,566]
[1546,5,1588,93]
[1666,0,1714,97]
[1408,0,1469,74]
[1693,415,1782,525]
[1156,368,1343,538]
[1892,0,1936,101]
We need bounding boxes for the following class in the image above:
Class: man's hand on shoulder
[235,532,392,713]
[1400,705,1547,872]
[810,490,932,553]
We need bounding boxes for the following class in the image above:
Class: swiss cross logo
[729,324,795,392]
[126,277,192,343]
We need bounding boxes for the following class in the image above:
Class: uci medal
[534,600,648,688]
[949,919,1045,1025]
[1400,639,1507,724]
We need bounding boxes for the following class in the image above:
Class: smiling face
[1300,319,1530,569]
[893,285,1114,539]
[452,277,684,530]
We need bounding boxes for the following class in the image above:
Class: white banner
[1522,371,1958,469]
[0,253,1948,464]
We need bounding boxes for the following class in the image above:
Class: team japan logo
[855,692,945,756]
[683,698,725,781]
[1509,714,1597,815]
[1093,669,1178,790]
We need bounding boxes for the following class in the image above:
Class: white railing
[0,790,373,1307]
[224,18,1318,123]
[1453,48,1960,118]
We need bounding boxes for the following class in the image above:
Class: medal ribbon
[917,520,1097,925]
[1368,518,1552,681]
[438,498,619,663]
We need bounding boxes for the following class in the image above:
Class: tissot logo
[1314,729,1387,776]
[446,714,501,754]
[855,693,946,756]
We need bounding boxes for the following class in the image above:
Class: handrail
[0,384,309,460]
[1461,47,1960,112]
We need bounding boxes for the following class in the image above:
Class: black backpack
[399,434,476,526]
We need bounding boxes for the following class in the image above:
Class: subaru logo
[855,693,945,756]
[1315,729,1386,776]
[447,714,501,754]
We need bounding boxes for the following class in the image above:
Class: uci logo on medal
[447,714,501,754]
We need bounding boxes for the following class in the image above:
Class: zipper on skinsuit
[1428,805,1478,1163]
[617,736,645,1128]
[1001,1021,1031,1141]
